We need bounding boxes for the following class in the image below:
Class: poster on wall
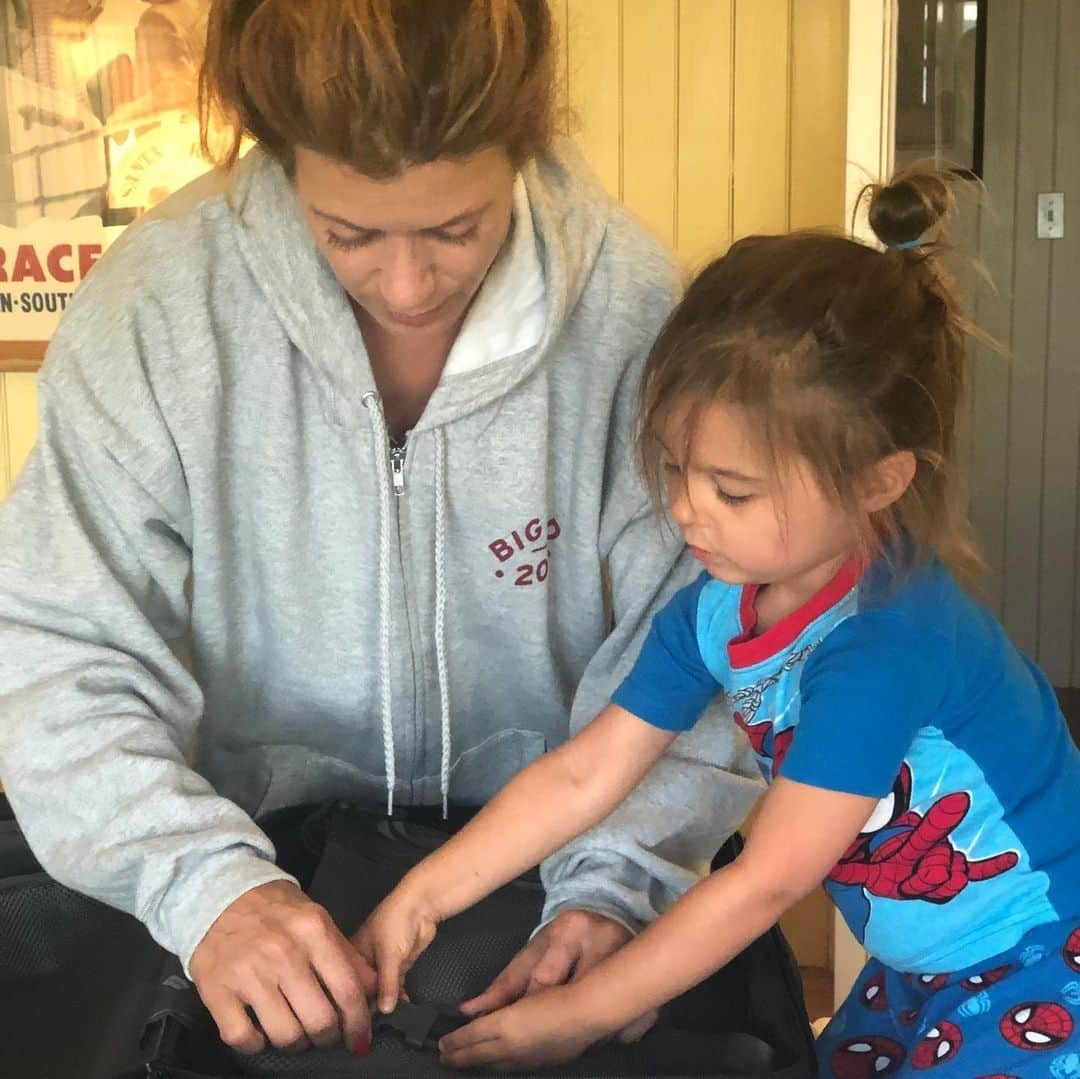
[0,0,216,348]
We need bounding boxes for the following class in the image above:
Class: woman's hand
[351,886,440,1014]
[439,985,609,1071]
[188,880,377,1055]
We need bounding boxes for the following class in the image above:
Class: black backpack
[0,798,817,1078]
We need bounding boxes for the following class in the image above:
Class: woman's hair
[199,0,557,175]
[639,167,986,588]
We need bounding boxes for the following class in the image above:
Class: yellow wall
[549,0,849,265]
[0,374,38,497]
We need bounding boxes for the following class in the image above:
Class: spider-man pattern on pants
[816,920,1080,1076]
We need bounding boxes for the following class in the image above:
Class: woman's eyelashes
[432,226,479,246]
[325,229,379,250]
[325,225,479,251]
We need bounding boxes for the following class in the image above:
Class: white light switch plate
[1038,192,1065,239]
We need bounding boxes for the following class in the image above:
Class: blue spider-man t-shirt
[613,556,1080,974]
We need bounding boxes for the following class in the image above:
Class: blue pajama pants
[815,919,1080,1077]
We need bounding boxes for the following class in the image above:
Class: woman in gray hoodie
[0,0,760,1057]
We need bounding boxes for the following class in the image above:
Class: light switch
[1037,192,1065,239]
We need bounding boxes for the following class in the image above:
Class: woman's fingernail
[352,1032,372,1056]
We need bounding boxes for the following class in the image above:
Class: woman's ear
[860,450,916,513]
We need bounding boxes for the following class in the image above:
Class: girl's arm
[580,776,877,1025]
[440,776,878,1068]
[356,704,678,1010]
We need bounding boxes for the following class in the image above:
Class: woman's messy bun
[865,167,956,251]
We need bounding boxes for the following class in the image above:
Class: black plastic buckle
[372,1001,470,1051]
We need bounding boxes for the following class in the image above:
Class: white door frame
[833,0,897,1013]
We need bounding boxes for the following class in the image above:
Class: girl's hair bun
[867,168,955,251]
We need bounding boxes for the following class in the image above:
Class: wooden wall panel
[548,0,570,135]
[967,1,1080,686]
[0,375,9,499]
[1039,0,1080,686]
[6,373,38,486]
[1000,2,1059,661]
[0,373,39,501]
[565,0,623,199]
[789,0,849,231]
[676,0,735,267]
[621,1,679,249]
[732,0,792,237]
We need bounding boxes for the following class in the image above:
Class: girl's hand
[460,910,658,1043]
[439,986,608,1071]
[351,890,439,1014]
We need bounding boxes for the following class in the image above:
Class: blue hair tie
[892,236,928,251]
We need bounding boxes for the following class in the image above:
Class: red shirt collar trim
[727,555,863,669]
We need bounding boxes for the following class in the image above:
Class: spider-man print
[1066,926,1080,975]
[728,646,818,777]
[828,763,1019,905]
[831,1036,905,1078]
[911,1020,963,1068]
[860,971,888,1011]
[962,965,1012,992]
[728,643,818,723]
[733,709,793,777]
[998,1001,1073,1050]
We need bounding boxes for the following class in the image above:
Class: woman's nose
[380,240,436,313]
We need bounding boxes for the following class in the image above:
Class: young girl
[354,169,1080,1076]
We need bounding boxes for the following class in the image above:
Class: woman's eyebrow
[311,204,491,232]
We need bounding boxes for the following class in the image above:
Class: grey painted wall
[968,0,1080,687]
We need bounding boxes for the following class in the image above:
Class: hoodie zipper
[385,430,423,794]
[389,440,406,496]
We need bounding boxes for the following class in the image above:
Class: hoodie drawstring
[361,392,396,816]
[362,394,452,819]
[433,428,451,818]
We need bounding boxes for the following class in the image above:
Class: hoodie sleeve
[539,230,763,935]
[0,272,295,973]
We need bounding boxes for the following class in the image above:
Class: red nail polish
[352,1032,372,1056]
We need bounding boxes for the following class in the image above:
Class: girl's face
[294,146,516,342]
[660,399,858,591]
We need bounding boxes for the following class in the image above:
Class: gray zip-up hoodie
[0,143,761,971]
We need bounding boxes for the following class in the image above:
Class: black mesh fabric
[205,807,803,1079]
[0,799,813,1079]
[0,872,113,978]
[230,1026,778,1079]
[0,869,168,1078]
